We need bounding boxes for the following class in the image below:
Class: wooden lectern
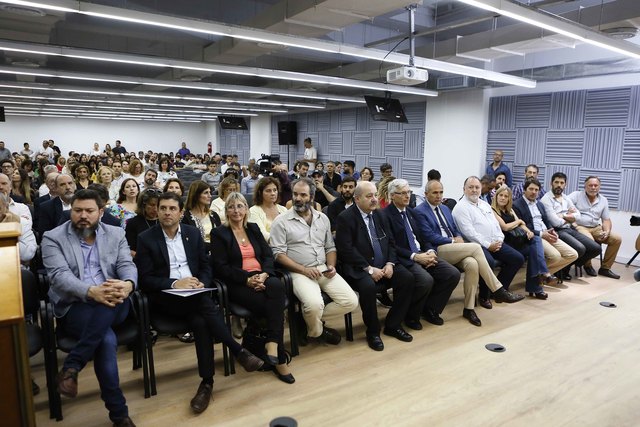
[0,223,36,426]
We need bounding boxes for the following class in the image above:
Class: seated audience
[248,176,287,241]
[511,164,546,201]
[95,165,118,203]
[323,161,342,191]
[211,177,239,223]
[201,160,221,193]
[163,177,185,197]
[310,170,338,208]
[376,175,395,209]
[326,176,356,232]
[125,189,159,257]
[358,167,374,182]
[182,181,221,253]
[37,173,76,237]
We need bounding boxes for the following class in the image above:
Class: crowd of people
[2,138,633,427]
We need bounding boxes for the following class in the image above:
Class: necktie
[435,206,453,238]
[401,211,420,253]
[367,214,385,268]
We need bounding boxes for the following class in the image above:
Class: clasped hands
[88,279,133,308]
[247,272,269,291]
[414,251,438,268]
[370,264,394,282]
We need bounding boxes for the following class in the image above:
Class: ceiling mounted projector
[386,66,429,86]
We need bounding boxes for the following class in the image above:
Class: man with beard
[326,176,356,232]
[541,172,601,279]
[37,173,76,237]
[41,189,137,427]
[270,178,358,345]
[453,176,525,299]
[139,168,159,191]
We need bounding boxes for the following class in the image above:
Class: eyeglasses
[227,203,247,211]
[394,191,412,197]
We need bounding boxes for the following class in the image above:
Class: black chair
[22,270,45,398]
[217,272,296,372]
[137,282,230,398]
[40,287,148,420]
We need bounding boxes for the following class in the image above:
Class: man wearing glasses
[335,181,427,351]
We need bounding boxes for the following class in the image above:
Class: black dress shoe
[463,309,481,327]
[493,287,525,303]
[236,349,264,372]
[383,327,413,342]
[404,319,423,330]
[584,266,598,277]
[366,335,384,351]
[273,367,295,384]
[319,326,342,345]
[478,297,493,309]
[528,291,548,300]
[377,291,393,307]
[265,354,279,366]
[598,268,620,279]
[190,383,212,414]
[57,367,78,398]
[113,416,136,427]
[542,275,559,286]
[422,310,444,326]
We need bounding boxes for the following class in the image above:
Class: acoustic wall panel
[620,168,640,212]
[402,159,424,186]
[384,132,406,157]
[219,129,250,164]
[584,88,631,127]
[550,91,586,129]
[404,130,424,159]
[354,132,372,155]
[370,130,385,158]
[328,132,343,154]
[404,103,428,130]
[545,130,584,165]
[368,157,387,177]
[516,94,551,128]
[622,130,640,168]
[629,86,640,129]
[488,96,517,130]
[317,111,331,132]
[342,131,354,156]
[317,133,328,157]
[339,110,357,131]
[583,128,624,169]
[515,128,546,165]
[486,131,516,163]
[578,169,621,209]
[356,108,370,131]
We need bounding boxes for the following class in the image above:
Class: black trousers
[557,228,601,267]
[411,258,461,315]
[150,291,241,380]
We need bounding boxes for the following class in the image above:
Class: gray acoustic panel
[368,157,387,177]
[402,159,424,186]
[356,108,370,131]
[619,168,640,212]
[404,130,424,159]
[339,110,357,131]
[578,169,621,209]
[584,87,631,127]
[342,131,354,156]
[219,129,250,164]
[354,132,372,155]
[486,131,516,163]
[371,130,385,157]
[317,133,328,156]
[488,96,517,130]
[622,129,640,168]
[515,128,546,165]
[355,155,369,172]
[328,132,343,154]
[404,103,427,130]
[307,113,317,132]
[583,128,624,169]
[330,110,341,132]
[296,115,308,132]
[516,94,551,128]
[550,90,586,129]
[545,130,584,165]
[385,132,406,157]
[545,164,580,194]
[629,86,640,129]
[317,111,331,132]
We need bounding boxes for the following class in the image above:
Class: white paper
[161,288,212,297]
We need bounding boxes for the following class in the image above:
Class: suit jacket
[41,222,137,317]
[335,205,398,280]
[33,193,51,224]
[512,196,552,237]
[326,196,349,232]
[413,202,461,248]
[37,196,63,238]
[136,223,211,293]
[210,223,275,288]
[383,204,435,268]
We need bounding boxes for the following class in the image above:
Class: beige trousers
[575,225,622,270]
[541,238,578,274]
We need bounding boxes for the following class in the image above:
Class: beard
[342,192,353,202]
[60,191,74,204]
[552,186,563,196]
[467,194,479,203]
[72,219,100,239]
[293,200,312,213]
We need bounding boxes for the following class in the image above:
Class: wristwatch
[368,267,374,275]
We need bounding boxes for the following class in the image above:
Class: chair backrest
[21,269,40,316]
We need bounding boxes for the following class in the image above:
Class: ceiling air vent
[602,27,639,40]
[436,76,471,90]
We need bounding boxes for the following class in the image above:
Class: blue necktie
[435,206,453,238]
[401,211,420,253]
[367,214,385,268]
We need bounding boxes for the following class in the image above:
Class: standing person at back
[302,137,317,171]
[486,150,512,187]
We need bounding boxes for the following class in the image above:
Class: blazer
[136,223,212,293]
[413,201,462,248]
[383,204,435,268]
[326,197,349,232]
[210,222,275,288]
[41,222,137,317]
[37,197,63,238]
[33,193,51,224]
[512,196,552,237]
[181,209,222,231]
[335,204,398,280]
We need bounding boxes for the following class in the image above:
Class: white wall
[0,116,208,155]
[249,113,272,160]
[204,121,219,154]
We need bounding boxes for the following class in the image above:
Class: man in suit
[41,189,137,427]
[33,171,58,225]
[453,177,525,307]
[414,180,523,322]
[58,184,121,228]
[136,192,263,414]
[513,178,577,277]
[335,181,424,351]
[326,176,357,232]
[38,173,76,238]
[384,179,460,326]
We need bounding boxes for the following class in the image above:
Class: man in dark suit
[383,179,460,326]
[335,181,425,351]
[136,192,263,414]
[326,176,356,232]
[33,171,58,225]
[513,178,577,277]
[37,173,76,238]
[414,180,523,320]
[58,184,121,228]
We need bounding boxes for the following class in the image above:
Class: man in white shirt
[302,137,317,170]
[568,176,622,279]
[32,140,54,162]
[452,176,525,298]
[540,172,601,277]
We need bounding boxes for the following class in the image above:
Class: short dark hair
[480,174,495,183]
[427,169,441,181]
[525,164,539,173]
[551,172,567,183]
[86,183,109,208]
[71,189,104,208]
[157,191,184,210]
[145,169,158,178]
[343,160,355,169]
[163,177,185,195]
[341,176,357,187]
[495,171,507,179]
[380,163,392,173]
[523,178,541,191]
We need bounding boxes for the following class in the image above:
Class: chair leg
[626,251,639,267]
[287,305,299,357]
[344,313,354,342]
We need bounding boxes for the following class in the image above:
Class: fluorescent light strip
[457,0,640,60]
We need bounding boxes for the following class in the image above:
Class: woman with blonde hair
[376,175,395,209]
[210,176,239,222]
[95,165,118,202]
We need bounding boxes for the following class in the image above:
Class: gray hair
[43,165,58,176]
[388,178,409,196]
[292,177,316,201]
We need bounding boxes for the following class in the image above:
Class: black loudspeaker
[0,106,4,122]
[278,121,297,145]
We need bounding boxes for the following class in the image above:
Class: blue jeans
[61,299,130,421]
[517,235,548,293]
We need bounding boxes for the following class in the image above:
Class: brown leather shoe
[190,383,213,414]
[113,416,136,427]
[57,368,78,398]
[236,348,264,372]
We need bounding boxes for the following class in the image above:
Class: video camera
[257,153,280,176]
